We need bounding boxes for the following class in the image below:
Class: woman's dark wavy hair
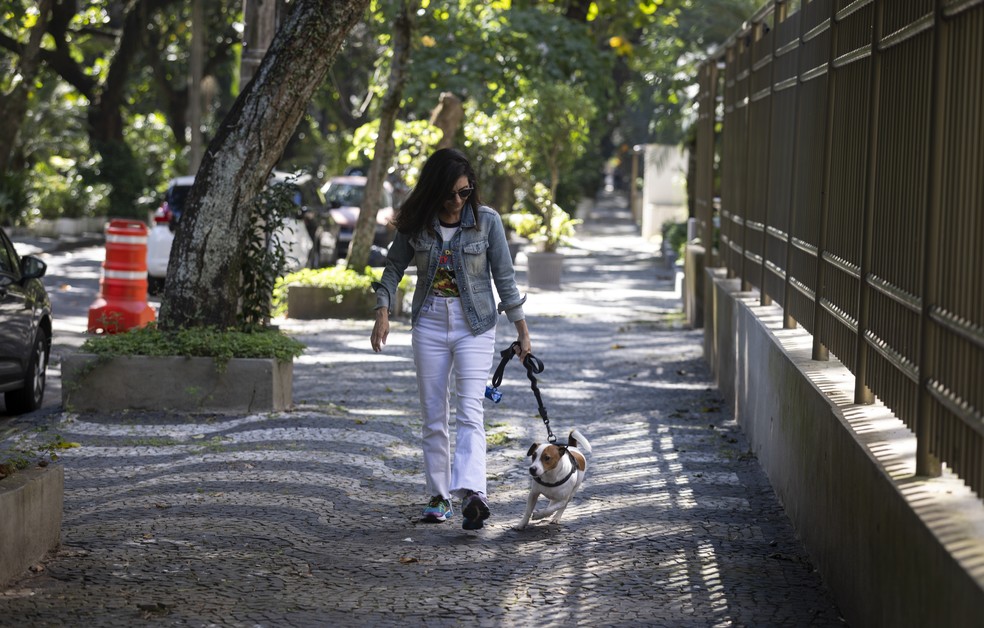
[394,148,482,235]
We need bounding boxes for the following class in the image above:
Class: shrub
[662,220,689,260]
[80,324,306,365]
[272,265,412,317]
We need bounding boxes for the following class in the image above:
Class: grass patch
[486,431,515,448]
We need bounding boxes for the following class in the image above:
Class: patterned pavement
[0,193,845,626]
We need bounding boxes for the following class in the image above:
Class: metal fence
[694,0,984,499]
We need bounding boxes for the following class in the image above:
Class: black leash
[490,341,557,443]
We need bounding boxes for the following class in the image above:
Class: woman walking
[370,148,531,530]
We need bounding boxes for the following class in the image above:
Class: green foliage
[505,183,582,253]
[0,171,28,226]
[662,219,689,259]
[127,112,182,194]
[0,0,242,222]
[28,157,110,220]
[465,82,595,180]
[347,118,443,187]
[0,431,80,482]
[239,178,302,331]
[1,0,761,219]
[4,77,111,223]
[409,3,612,116]
[465,81,594,249]
[80,324,306,365]
[272,265,412,317]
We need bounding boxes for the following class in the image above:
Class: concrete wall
[0,466,63,588]
[704,269,984,628]
[62,355,293,413]
[640,144,689,240]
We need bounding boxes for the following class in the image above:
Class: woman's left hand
[517,337,532,363]
[514,320,532,363]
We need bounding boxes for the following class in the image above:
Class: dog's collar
[533,449,578,488]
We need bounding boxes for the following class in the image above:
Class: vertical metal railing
[744,5,775,299]
[921,0,984,490]
[694,61,720,267]
[765,1,800,317]
[695,0,984,500]
[787,0,833,336]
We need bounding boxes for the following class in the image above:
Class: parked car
[320,175,397,263]
[0,226,51,414]
[146,172,329,295]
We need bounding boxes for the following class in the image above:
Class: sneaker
[422,496,453,522]
[461,491,490,530]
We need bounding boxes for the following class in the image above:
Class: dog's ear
[527,443,539,457]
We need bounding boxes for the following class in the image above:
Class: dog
[517,429,592,529]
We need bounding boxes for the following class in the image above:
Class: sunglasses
[447,187,474,201]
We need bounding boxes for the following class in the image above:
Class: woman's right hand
[371,309,389,352]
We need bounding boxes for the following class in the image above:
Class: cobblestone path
[0,194,845,626]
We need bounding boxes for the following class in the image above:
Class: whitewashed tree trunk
[160,0,370,329]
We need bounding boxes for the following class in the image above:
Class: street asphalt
[0,193,846,626]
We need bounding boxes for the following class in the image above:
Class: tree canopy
[0,0,758,221]
[0,0,759,327]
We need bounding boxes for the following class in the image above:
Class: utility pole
[241,0,283,88]
[187,0,205,173]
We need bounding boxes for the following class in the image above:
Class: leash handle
[490,342,556,443]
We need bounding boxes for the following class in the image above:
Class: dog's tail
[568,429,592,454]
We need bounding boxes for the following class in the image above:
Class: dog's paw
[531,510,547,521]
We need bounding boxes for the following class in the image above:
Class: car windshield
[325,182,391,209]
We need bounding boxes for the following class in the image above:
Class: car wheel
[5,328,49,415]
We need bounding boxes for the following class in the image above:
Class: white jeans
[412,296,496,500]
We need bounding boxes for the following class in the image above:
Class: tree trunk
[0,0,53,174]
[429,92,464,150]
[159,0,371,330]
[491,174,515,215]
[347,0,415,271]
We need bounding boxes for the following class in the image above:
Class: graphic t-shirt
[432,221,460,297]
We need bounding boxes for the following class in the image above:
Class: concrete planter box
[526,251,564,290]
[0,465,63,588]
[507,239,524,263]
[61,354,292,413]
[287,285,405,320]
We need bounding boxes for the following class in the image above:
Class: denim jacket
[373,204,526,334]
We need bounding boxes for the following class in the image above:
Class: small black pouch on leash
[488,341,557,443]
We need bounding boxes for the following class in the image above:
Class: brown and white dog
[517,429,592,529]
